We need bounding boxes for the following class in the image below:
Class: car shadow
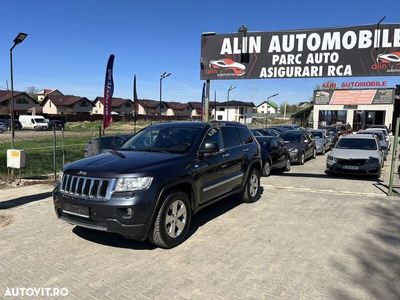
[329,200,400,299]
[0,192,52,210]
[72,187,264,250]
[278,172,380,182]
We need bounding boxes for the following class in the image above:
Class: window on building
[318,110,347,126]
[49,102,51,108]
[239,107,244,114]
[217,115,223,120]
[219,107,225,111]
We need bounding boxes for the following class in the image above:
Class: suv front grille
[60,174,115,200]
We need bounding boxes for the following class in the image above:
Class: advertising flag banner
[201,24,400,80]
[103,54,115,129]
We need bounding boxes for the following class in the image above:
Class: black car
[53,122,262,248]
[256,136,290,176]
[268,126,288,133]
[48,119,65,130]
[0,119,22,130]
[251,128,279,137]
[280,130,316,164]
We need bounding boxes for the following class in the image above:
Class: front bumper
[53,188,157,240]
[289,151,301,163]
[326,162,380,176]
[316,145,324,154]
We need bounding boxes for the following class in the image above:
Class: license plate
[342,165,359,170]
[63,203,89,218]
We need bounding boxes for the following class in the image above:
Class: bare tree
[25,86,40,98]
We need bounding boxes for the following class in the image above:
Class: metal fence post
[61,126,65,166]
[53,126,57,181]
[98,126,102,154]
[388,117,400,196]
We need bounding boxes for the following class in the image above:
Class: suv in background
[54,122,262,248]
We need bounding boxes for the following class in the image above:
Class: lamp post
[227,85,236,121]
[265,93,279,126]
[10,32,27,149]
[159,72,171,121]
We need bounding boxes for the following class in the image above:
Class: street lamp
[159,72,171,121]
[265,93,279,125]
[10,32,28,148]
[227,85,236,121]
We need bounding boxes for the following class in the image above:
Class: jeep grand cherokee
[53,121,262,248]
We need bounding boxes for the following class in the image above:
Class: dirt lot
[0,154,399,299]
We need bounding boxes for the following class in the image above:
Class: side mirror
[380,145,387,151]
[199,142,219,155]
[304,139,308,143]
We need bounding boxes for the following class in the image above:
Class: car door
[195,128,228,204]
[268,138,281,168]
[276,138,287,168]
[303,133,313,158]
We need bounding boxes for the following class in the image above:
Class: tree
[25,86,39,98]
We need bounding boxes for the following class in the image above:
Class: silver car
[309,129,330,155]
[326,134,383,178]
[357,130,388,160]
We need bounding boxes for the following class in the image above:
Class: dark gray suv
[53,122,262,248]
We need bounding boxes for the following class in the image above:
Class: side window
[201,128,221,149]
[237,127,254,144]
[271,138,278,148]
[221,127,241,149]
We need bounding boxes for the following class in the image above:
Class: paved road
[0,154,399,299]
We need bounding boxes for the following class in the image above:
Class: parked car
[54,121,262,248]
[365,128,391,150]
[326,134,383,178]
[251,128,279,137]
[369,124,390,134]
[279,130,316,164]
[47,119,65,130]
[0,122,7,133]
[0,119,22,131]
[268,126,289,133]
[255,136,290,176]
[84,134,134,157]
[357,130,388,160]
[19,115,48,130]
[309,129,330,155]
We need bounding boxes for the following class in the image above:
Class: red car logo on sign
[209,59,246,76]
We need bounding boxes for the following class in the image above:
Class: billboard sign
[314,88,395,105]
[200,24,400,80]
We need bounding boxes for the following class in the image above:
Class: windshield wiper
[107,150,125,158]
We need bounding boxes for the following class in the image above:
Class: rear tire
[149,191,191,249]
[242,168,261,203]
[312,148,317,159]
[284,157,291,172]
[263,160,271,177]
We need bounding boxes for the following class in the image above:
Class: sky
[1,0,400,107]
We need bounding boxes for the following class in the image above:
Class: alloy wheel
[249,173,259,197]
[165,200,187,239]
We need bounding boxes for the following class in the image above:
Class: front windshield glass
[311,131,323,138]
[280,132,301,142]
[121,126,201,153]
[336,138,377,150]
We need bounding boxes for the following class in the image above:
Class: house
[92,97,134,115]
[136,99,169,116]
[37,89,56,103]
[187,102,203,117]
[165,102,192,116]
[0,90,38,116]
[41,90,93,115]
[257,100,279,114]
[213,100,255,124]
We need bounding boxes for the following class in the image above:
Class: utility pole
[283,100,287,119]
[203,80,210,122]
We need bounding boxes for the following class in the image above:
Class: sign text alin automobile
[200,24,400,80]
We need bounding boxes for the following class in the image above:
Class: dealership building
[311,85,400,131]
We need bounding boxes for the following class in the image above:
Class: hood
[330,148,381,160]
[285,141,302,150]
[63,150,184,177]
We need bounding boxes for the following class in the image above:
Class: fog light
[127,208,133,216]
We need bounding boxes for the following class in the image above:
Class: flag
[103,54,115,130]
[201,82,205,121]
[133,75,138,132]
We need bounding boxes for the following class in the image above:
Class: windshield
[280,132,301,143]
[358,132,383,141]
[311,131,323,138]
[34,118,46,123]
[336,138,377,150]
[121,126,201,153]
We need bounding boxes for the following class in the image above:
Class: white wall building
[212,101,255,124]
[257,100,278,114]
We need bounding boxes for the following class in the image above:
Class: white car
[365,128,391,150]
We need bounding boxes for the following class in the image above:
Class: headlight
[327,155,337,163]
[368,157,379,164]
[289,148,298,154]
[115,177,153,192]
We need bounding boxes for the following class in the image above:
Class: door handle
[222,153,230,158]
[243,148,249,152]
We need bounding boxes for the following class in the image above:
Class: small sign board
[7,149,26,169]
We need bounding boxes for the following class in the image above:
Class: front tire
[284,156,291,172]
[149,191,191,249]
[242,168,261,203]
[299,152,305,165]
[312,148,317,159]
